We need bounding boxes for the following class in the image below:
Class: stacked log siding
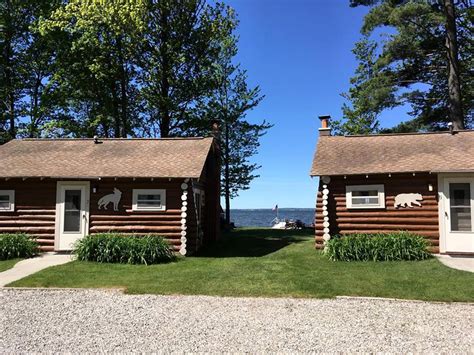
[0,178,201,253]
[0,180,56,251]
[88,180,193,253]
[315,173,440,253]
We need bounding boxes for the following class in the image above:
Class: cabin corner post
[179,179,190,256]
[321,176,331,248]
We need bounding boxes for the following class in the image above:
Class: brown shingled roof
[0,137,214,179]
[310,130,474,176]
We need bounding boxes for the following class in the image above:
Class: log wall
[0,180,57,251]
[315,173,440,253]
[0,178,208,253]
[88,179,194,253]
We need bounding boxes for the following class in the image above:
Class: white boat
[271,216,306,230]
[271,217,286,229]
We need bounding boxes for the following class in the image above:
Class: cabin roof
[310,130,474,177]
[0,137,214,179]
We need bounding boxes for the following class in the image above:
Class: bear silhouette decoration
[394,193,423,208]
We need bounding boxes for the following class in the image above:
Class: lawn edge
[2,287,474,305]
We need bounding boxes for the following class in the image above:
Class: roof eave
[310,170,434,177]
[0,175,201,180]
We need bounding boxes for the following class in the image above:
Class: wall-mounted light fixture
[428,184,433,192]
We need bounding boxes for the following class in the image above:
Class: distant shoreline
[230,208,315,227]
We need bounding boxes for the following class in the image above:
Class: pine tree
[339,0,473,134]
[187,38,271,225]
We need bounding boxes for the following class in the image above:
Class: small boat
[271,217,287,229]
[271,217,306,230]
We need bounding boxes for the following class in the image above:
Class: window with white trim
[132,189,166,211]
[346,185,385,209]
[0,190,15,212]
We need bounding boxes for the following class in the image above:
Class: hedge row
[74,233,176,265]
[324,232,431,262]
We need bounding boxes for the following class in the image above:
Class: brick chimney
[318,115,331,136]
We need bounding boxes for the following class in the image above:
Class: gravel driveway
[1,289,472,353]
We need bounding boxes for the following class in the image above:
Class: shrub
[74,233,176,265]
[324,232,431,262]
[0,234,39,260]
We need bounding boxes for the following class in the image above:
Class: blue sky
[225,0,410,209]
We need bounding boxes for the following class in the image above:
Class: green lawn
[8,229,474,302]
[0,258,22,272]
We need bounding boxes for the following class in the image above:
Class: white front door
[443,178,474,253]
[56,182,90,251]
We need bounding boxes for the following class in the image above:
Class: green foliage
[74,233,176,265]
[325,232,431,262]
[339,0,473,134]
[38,0,145,138]
[1,2,268,202]
[333,37,385,135]
[3,0,242,140]
[139,0,238,137]
[0,234,39,260]
[0,0,63,143]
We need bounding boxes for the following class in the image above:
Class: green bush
[324,232,431,262]
[0,234,39,260]
[74,233,176,265]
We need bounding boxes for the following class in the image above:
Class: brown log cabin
[0,135,221,255]
[311,116,474,255]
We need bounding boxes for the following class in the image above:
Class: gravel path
[1,289,472,353]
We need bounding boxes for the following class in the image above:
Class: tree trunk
[111,84,121,138]
[159,110,171,137]
[117,37,128,138]
[8,96,15,139]
[443,0,464,130]
[29,75,41,138]
[3,0,16,140]
[158,6,171,138]
[224,121,231,225]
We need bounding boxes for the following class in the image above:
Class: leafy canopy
[335,0,473,135]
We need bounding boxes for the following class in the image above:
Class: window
[346,185,385,209]
[132,189,166,211]
[0,190,15,212]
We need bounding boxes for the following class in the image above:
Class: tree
[332,38,385,135]
[339,0,473,134]
[138,0,238,137]
[186,36,271,225]
[0,0,60,143]
[38,0,145,138]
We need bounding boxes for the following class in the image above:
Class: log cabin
[311,115,474,255]
[0,134,221,256]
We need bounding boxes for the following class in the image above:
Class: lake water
[230,208,315,228]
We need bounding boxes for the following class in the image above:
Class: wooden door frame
[55,181,90,251]
[437,173,474,253]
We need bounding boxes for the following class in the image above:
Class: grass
[0,258,22,272]
[8,229,474,302]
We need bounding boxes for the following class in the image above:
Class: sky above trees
[226,0,412,209]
